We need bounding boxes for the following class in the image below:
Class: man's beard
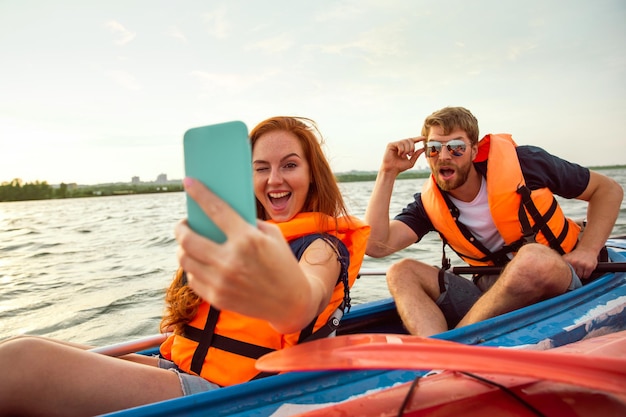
[434,162,472,191]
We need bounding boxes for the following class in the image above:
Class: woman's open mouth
[268,191,291,210]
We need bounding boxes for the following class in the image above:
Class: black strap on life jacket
[184,306,278,381]
[181,271,276,377]
[297,301,345,343]
[185,319,276,361]
[188,306,219,375]
[437,183,571,269]
[516,185,568,255]
[182,233,351,382]
[179,271,225,375]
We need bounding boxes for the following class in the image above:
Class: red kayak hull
[293,331,626,417]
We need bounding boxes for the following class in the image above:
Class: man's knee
[516,244,568,272]
[507,244,571,292]
[387,259,426,283]
[386,259,440,294]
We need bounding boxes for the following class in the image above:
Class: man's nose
[438,145,452,160]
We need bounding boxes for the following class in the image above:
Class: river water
[2,169,626,346]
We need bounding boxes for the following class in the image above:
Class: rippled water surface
[1,169,625,345]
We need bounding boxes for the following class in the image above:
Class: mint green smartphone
[183,120,257,243]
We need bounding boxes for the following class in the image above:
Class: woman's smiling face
[252,130,311,222]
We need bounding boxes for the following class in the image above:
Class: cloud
[316,21,408,59]
[203,7,230,39]
[247,33,294,54]
[506,42,538,62]
[313,1,366,21]
[105,70,141,90]
[190,70,269,94]
[105,20,136,45]
[166,26,187,43]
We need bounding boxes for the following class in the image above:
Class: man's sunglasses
[424,139,467,158]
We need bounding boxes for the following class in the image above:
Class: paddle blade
[256,333,626,394]
[89,333,168,356]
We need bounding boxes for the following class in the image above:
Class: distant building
[156,173,167,184]
[131,176,140,184]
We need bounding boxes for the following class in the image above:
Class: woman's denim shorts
[158,358,220,396]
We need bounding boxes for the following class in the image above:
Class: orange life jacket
[421,133,580,266]
[159,212,369,386]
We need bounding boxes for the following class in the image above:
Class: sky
[1,0,625,185]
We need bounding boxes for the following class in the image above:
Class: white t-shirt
[448,177,505,253]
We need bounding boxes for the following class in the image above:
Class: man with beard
[365,106,622,336]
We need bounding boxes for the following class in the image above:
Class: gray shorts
[158,358,220,396]
[436,264,583,329]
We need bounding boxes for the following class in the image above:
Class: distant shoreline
[2,164,625,203]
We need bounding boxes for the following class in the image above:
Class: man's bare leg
[386,259,448,336]
[457,244,572,327]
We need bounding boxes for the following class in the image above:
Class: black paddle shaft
[452,262,626,275]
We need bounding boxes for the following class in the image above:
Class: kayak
[103,237,626,417]
[269,330,626,417]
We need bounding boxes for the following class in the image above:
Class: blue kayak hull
[104,239,626,417]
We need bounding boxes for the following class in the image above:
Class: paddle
[452,261,626,275]
[358,261,626,276]
[255,333,626,394]
[89,333,168,357]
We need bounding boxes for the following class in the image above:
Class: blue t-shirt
[395,145,590,241]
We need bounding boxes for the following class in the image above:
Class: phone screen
[183,121,257,242]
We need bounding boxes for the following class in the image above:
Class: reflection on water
[1,169,625,345]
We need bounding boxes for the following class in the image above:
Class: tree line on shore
[1,171,419,202]
[0,179,184,202]
[2,165,623,203]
